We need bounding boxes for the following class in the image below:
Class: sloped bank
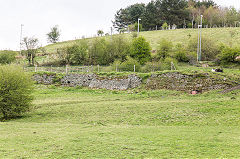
[33,72,239,92]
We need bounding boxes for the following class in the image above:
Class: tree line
[112,0,240,32]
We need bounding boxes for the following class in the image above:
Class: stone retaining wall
[146,72,235,92]
[33,72,237,92]
[33,73,142,90]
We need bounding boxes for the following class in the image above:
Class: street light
[197,15,203,62]
[138,18,141,36]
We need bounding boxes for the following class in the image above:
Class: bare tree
[23,37,39,66]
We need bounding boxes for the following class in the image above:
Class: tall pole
[199,15,203,62]
[197,15,203,62]
[20,24,24,55]
[110,27,113,41]
[138,18,141,36]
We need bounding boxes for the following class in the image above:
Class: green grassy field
[45,27,240,53]
[0,85,240,158]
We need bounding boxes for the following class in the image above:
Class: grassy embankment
[0,85,240,158]
[44,27,240,53]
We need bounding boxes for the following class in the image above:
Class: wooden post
[134,65,136,72]
[35,65,37,72]
[66,65,68,74]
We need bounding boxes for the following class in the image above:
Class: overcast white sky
[0,0,239,50]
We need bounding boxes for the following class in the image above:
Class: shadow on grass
[0,114,32,122]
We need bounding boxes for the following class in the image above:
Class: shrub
[218,46,240,64]
[162,22,168,30]
[89,38,109,65]
[162,57,178,70]
[186,51,198,65]
[119,56,141,72]
[157,39,173,59]
[0,65,34,119]
[0,51,17,64]
[141,61,163,72]
[107,35,131,62]
[173,44,189,62]
[187,36,220,61]
[188,23,193,28]
[130,36,151,65]
[68,41,88,65]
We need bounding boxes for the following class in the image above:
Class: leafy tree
[160,0,189,27]
[195,0,216,8]
[47,25,60,43]
[97,30,104,37]
[130,36,151,64]
[23,37,39,66]
[113,3,145,32]
[0,65,34,120]
[226,7,238,27]
[112,8,130,32]
[142,1,159,30]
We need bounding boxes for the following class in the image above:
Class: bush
[162,57,178,70]
[218,46,240,64]
[173,44,189,62]
[141,61,163,72]
[0,51,17,64]
[119,56,141,72]
[107,35,131,62]
[162,22,168,30]
[0,65,34,119]
[68,41,88,65]
[188,36,220,61]
[130,36,151,65]
[157,39,173,59]
[89,38,109,65]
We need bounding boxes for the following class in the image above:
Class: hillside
[44,27,240,53]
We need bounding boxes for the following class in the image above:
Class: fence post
[66,65,68,74]
[134,65,136,72]
[35,65,37,72]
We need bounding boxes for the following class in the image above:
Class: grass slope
[45,27,240,53]
[0,86,240,158]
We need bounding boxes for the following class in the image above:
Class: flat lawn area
[0,86,240,158]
